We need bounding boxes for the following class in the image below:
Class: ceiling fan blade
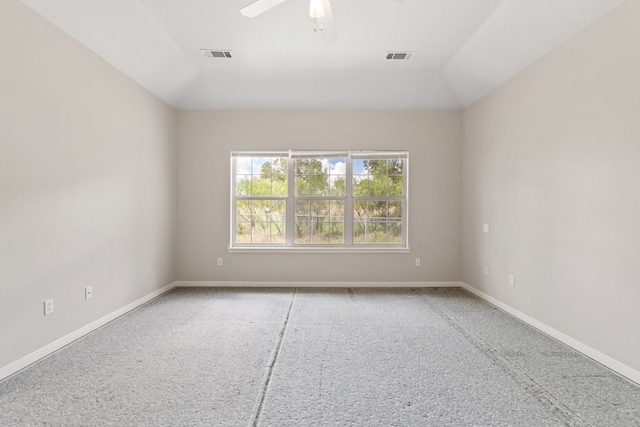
[321,0,338,44]
[240,0,289,18]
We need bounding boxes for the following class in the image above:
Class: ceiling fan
[240,0,404,44]
[241,0,337,43]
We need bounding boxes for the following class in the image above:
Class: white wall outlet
[44,299,54,315]
[483,223,490,233]
[217,258,223,266]
[85,286,93,300]
[484,266,489,276]
[509,275,516,287]
[415,258,421,267]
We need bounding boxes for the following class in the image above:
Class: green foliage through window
[232,151,407,248]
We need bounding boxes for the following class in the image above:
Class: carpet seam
[412,288,592,427]
[250,288,297,426]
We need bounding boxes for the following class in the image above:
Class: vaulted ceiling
[21,0,623,109]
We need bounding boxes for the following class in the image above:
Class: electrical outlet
[415,258,421,267]
[483,223,490,233]
[44,299,54,315]
[484,266,489,276]
[217,258,223,266]
[509,275,515,287]
[85,286,93,300]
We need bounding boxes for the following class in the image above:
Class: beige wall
[4,0,639,384]
[462,0,640,374]
[0,0,177,368]
[177,110,462,283]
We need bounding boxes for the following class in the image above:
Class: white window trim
[227,247,411,254]
[229,150,409,253]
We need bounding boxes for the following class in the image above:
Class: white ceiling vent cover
[202,50,233,59]
[385,52,415,61]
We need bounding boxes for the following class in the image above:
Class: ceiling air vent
[202,50,233,59]
[385,52,415,61]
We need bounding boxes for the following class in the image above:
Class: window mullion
[345,154,353,246]
[285,157,295,245]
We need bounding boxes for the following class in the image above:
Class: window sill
[227,247,411,254]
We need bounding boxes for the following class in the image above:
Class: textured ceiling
[21,0,624,110]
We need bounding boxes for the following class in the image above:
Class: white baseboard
[0,282,178,382]
[5,280,637,387]
[460,282,640,386]
[174,281,459,288]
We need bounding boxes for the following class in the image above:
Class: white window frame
[229,150,410,253]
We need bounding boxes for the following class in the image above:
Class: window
[231,151,408,251]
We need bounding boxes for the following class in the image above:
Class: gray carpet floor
[1,287,639,426]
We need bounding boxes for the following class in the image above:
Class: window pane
[295,201,310,244]
[310,200,329,244]
[270,200,286,222]
[366,159,388,174]
[329,200,344,222]
[296,159,327,196]
[311,200,328,219]
[389,159,404,196]
[235,156,287,197]
[353,200,367,220]
[235,200,286,245]
[329,223,344,244]
[250,158,263,175]
[295,158,345,197]
[388,221,403,243]
[389,158,404,175]
[296,200,310,220]
[295,200,343,244]
[369,221,387,243]
[353,220,366,243]
[352,159,366,175]
[236,176,251,196]
[252,200,269,223]
[251,176,271,196]
[236,221,251,243]
[367,200,388,219]
[328,199,345,245]
[311,220,328,244]
[236,157,252,175]
[389,176,404,196]
[352,200,404,245]
[353,175,370,197]
[251,221,269,244]
[331,176,346,197]
[235,200,252,223]
[369,175,389,197]
[295,221,310,244]
[352,158,404,197]
[270,221,286,244]
[266,157,288,196]
[389,201,402,218]
[329,159,346,196]
[272,179,287,197]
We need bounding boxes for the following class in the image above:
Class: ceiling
[21,0,623,110]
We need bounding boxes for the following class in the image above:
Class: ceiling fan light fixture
[309,0,325,18]
[309,0,325,32]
